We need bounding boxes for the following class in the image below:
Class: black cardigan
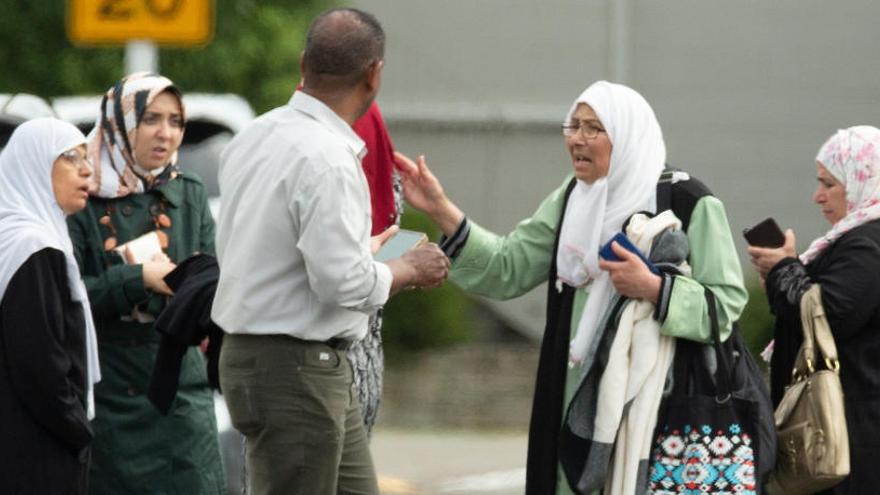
[526,172,712,494]
[766,219,880,494]
[0,248,92,494]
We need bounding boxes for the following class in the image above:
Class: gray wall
[353,0,880,338]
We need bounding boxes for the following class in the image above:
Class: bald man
[213,8,449,494]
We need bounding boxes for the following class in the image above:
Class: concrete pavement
[371,428,528,495]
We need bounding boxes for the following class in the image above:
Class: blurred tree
[0,0,326,113]
[0,0,480,354]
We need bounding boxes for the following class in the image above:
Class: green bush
[0,0,327,113]
[380,210,474,359]
[737,277,776,369]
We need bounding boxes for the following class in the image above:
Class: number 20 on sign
[67,0,214,45]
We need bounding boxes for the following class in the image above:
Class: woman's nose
[566,132,585,146]
[156,120,171,138]
[81,162,93,178]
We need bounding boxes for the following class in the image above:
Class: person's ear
[364,59,384,93]
[298,52,306,83]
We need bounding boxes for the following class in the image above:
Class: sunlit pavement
[371,429,528,495]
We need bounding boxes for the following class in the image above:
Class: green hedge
[380,211,474,359]
[738,278,776,370]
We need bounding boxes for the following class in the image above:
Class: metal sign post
[125,40,158,74]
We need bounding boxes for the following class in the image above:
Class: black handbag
[647,290,768,494]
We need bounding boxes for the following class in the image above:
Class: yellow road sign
[67,0,214,46]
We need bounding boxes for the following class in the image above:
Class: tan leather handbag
[768,284,849,494]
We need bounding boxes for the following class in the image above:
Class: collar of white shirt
[288,91,367,161]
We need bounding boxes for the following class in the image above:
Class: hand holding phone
[743,218,785,248]
[599,232,660,275]
[374,229,429,262]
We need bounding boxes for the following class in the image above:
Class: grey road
[371,428,528,495]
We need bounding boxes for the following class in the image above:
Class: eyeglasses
[59,149,93,171]
[561,120,606,139]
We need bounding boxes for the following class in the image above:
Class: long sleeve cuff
[110,264,149,312]
[766,257,811,307]
[439,217,470,260]
[364,261,393,310]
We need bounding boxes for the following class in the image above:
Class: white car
[0,93,57,149]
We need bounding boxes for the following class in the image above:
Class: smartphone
[599,232,660,275]
[374,229,428,262]
[743,218,785,248]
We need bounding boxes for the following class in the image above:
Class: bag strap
[794,284,841,379]
[705,288,734,400]
[656,169,674,214]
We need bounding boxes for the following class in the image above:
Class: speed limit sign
[67,0,214,45]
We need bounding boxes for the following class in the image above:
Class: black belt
[284,334,354,351]
[229,333,354,351]
[325,337,354,351]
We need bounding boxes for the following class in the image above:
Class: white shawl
[596,211,687,495]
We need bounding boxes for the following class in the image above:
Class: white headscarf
[0,117,101,419]
[556,81,666,365]
[800,125,880,264]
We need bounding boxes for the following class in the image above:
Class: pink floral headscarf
[800,125,880,264]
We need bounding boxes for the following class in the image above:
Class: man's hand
[598,241,661,303]
[393,151,464,236]
[747,229,797,278]
[386,243,450,294]
[371,225,399,255]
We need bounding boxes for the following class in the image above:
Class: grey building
[355,0,880,338]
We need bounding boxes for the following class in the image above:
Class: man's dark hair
[303,8,385,91]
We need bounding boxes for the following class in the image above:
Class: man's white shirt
[211,91,392,341]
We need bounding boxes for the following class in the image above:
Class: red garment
[353,103,397,235]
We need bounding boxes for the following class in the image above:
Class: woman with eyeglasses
[66,73,224,494]
[394,81,747,494]
[0,118,100,493]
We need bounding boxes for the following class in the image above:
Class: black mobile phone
[743,218,785,248]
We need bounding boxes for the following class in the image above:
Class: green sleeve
[67,213,149,318]
[660,196,748,343]
[449,176,570,300]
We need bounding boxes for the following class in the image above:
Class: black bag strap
[705,288,733,400]
[656,169,674,214]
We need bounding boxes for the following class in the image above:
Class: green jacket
[448,174,748,495]
[68,173,224,494]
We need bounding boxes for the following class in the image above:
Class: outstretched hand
[393,151,464,236]
[393,151,446,214]
[598,241,661,303]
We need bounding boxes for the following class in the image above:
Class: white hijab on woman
[556,81,667,365]
[0,117,101,419]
